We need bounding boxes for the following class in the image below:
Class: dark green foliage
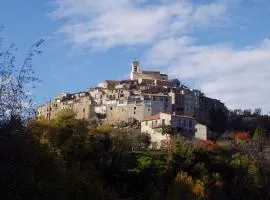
[3,114,270,200]
[209,108,228,133]
[253,125,266,140]
[134,133,151,150]
[171,79,181,87]
[0,120,109,200]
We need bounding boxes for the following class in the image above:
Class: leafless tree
[0,28,44,123]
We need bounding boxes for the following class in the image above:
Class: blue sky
[1,0,270,113]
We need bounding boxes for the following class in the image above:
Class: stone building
[38,60,227,137]
[37,92,95,120]
[141,113,196,149]
[198,96,227,124]
[104,94,172,123]
[169,88,201,118]
[130,60,168,81]
[195,123,212,141]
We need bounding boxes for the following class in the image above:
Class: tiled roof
[143,113,160,121]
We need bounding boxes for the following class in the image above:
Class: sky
[1,0,270,113]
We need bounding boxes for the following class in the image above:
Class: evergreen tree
[253,125,265,141]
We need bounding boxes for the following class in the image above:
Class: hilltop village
[38,60,227,148]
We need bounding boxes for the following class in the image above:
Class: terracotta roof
[143,113,160,121]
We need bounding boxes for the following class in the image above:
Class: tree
[135,133,151,150]
[243,109,252,117]
[254,108,262,116]
[253,125,266,143]
[0,29,44,122]
[171,78,181,87]
[209,108,227,133]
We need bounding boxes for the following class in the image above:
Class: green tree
[253,125,266,141]
[135,133,151,150]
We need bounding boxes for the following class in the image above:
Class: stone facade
[141,113,196,149]
[130,60,168,81]
[195,123,212,140]
[38,60,227,140]
[104,94,172,123]
[37,92,95,120]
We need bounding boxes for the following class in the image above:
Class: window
[134,107,136,110]
[153,97,156,101]
[183,120,186,127]
[134,111,136,115]
[110,107,113,110]
[120,94,124,97]
[83,108,85,112]
[145,121,148,125]
[148,108,150,111]
[189,120,193,129]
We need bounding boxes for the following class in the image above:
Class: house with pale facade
[141,113,196,149]
[195,123,213,141]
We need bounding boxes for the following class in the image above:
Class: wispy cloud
[49,0,230,49]
[146,37,270,112]
[49,0,270,112]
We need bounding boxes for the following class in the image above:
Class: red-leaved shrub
[199,140,220,152]
[234,131,250,141]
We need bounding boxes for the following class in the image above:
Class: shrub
[171,171,207,200]
[198,140,220,152]
[234,131,250,141]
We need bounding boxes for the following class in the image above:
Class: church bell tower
[130,59,139,80]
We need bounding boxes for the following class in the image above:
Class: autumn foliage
[234,131,250,141]
[199,140,220,151]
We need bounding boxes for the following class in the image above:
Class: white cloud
[49,0,270,112]
[49,0,229,49]
[146,37,270,112]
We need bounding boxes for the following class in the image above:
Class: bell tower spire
[130,59,139,80]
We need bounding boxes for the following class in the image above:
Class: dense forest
[1,110,270,199]
[1,34,270,200]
